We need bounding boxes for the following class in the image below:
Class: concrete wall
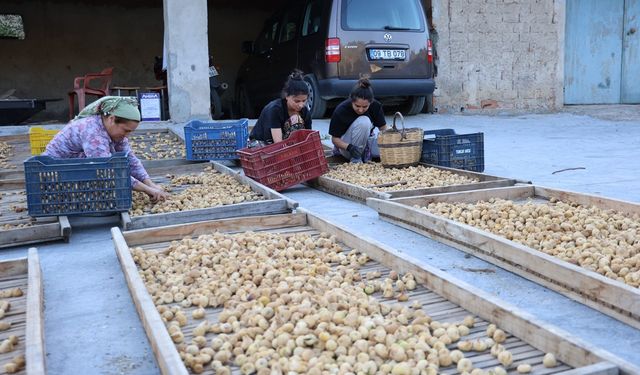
[0,1,164,122]
[0,0,268,123]
[432,0,565,113]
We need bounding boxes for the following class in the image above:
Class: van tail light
[325,38,341,63]
[427,39,433,64]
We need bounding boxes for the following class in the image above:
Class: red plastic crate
[237,130,328,191]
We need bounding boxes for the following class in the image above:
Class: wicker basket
[377,112,423,168]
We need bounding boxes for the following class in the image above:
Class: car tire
[402,96,426,116]
[303,75,327,119]
[236,84,255,118]
[421,93,435,113]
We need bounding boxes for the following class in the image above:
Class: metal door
[564,0,624,104]
[565,0,639,104]
[622,0,640,103]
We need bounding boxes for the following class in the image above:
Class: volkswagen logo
[383,33,392,42]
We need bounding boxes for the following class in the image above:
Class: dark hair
[282,69,309,97]
[114,117,135,124]
[350,77,374,102]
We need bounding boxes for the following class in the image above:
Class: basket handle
[392,112,406,140]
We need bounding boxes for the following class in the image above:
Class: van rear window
[341,0,424,31]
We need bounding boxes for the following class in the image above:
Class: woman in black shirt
[249,70,312,146]
[329,78,387,162]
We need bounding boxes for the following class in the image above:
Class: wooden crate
[122,162,297,230]
[111,210,638,375]
[0,248,46,374]
[308,162,519,202]
[0,189,70,249]
[367,185,640,329]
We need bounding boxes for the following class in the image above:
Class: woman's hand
[147,186,169,202]
[142,179,169,201]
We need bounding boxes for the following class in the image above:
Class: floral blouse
[43,115,149,187]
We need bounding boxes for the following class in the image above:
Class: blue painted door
[565,0,640,104]
[565,0,624,104]
[622,0,640,103]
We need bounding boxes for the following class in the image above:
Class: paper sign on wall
[139,92,161,121]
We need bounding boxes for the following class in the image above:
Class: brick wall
[432,0,565,113]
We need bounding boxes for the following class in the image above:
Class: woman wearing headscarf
[248,70,312,147]
[43,96,169,201]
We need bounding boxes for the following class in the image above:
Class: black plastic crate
[421,129,484,172]
[24,152,132,217]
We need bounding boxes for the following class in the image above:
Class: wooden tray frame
[308,162,519,202]
[0,248,46,374]
[367,185,640,329]
[0,186,70,249]
[122,162,297,230]
[111,210,638,375]
[0,216,70,249]
[0,134,30,185]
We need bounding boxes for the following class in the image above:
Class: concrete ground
[1,106,639,374]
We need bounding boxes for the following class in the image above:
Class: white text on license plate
[369,49,406,60]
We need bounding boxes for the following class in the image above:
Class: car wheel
[421,93,435,113]
[303,75,327,119]
[402,96,426,116]
[236,84,255,118]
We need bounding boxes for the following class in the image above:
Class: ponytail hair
[349,76,374,102]
[282,69,309,97]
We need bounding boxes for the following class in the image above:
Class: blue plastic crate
[184,119,249,160]
[24,152,132,217]
[421,129,485,172]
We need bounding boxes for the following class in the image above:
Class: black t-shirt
[329,99,386,138]
[249,98,312,143]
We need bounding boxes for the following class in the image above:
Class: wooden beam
[142,158,203,170]
[145,161,210,177]
[59,216,71,241]
[387,184,535,206]
[0,257,27,278]
[0,134,29,142]
[0,223,63,249]
[127,199,291,230]
[387,179,516,198]
[535,186,640,215]
[112,228,188,375]
[0,178,24,190]
[122,212,308,246]
[301,208,640,375]
[26,248,46,375]
[554,362,619,375]
[0,170,25,180]
[120,212,132,229]
[309,176,390,202]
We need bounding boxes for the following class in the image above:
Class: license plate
[369,49,406,60]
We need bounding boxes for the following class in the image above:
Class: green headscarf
[75,96,141,121]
